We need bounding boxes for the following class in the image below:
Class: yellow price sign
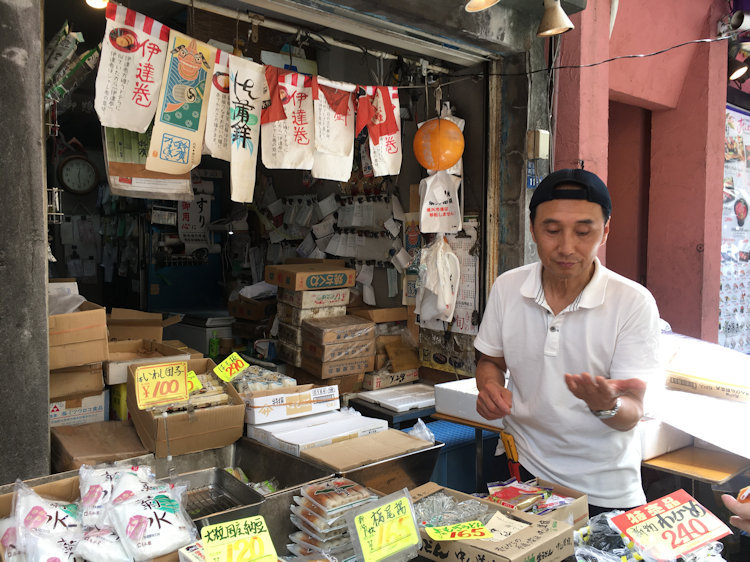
[187,370,203,393]
[134,361,188,409]
[353,496,420,562]
[214,352,249,382]
[200,516,276,562]
[425,521,492,541]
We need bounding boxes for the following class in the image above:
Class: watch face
[59,155,98,195]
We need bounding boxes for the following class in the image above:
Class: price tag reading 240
[353,495,420,562]
[200,516,276,562]
[214,352,249,382]
[134,361,188,409]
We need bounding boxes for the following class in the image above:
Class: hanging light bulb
[537,0,575,37]
[85,0,108,8]
[465,0,501,12]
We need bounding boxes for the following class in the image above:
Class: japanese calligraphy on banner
[312,76,355,181]
[203,49,231,162]
[610,489,731,561]
[146,31,215,175]
[358,86,402,177]
[134,361,188,409]
[228,55,265,202]
[261,71,315,170]
[95,3,170,133]
[200,516,276,562]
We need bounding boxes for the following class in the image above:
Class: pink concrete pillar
[648,40,726,341]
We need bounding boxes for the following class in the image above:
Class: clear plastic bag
[407,418,435,444]
[13,479,82,553]
[414,491,490,527]
[74,527,133,562]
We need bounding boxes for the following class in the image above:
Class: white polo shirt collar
[519,257,608,312]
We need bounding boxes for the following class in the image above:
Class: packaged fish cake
[288,530,353,555]
[289,514,348,542]
[290,504,348,534]
[300,478,375,516]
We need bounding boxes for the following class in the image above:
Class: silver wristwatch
[590,397,622,419]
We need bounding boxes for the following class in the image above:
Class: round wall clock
[58,154,99,195]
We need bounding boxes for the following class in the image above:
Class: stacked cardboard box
[299,315,376,379]
[48,301,109,427]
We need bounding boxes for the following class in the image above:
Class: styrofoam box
[243,385,340,425]
[357,383,435,412]
[638,417,694,461]
[434,378,504,429]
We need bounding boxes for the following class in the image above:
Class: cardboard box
[49,362,104,401]
[535,478,589,530]
[242,384,340,424]
[110,382,129,421]
[349,306,408,323]
[411,483,574,562]
[108,308,181,342]
[376,334,402,353]
[48,301,109,370]
[278,341,303,367]
[284,258,346,266]
[277,302,346,326]
[301,315,375,345]
[278,287,350,309]
[301,355,375,379]
[302,338,375,362]
[363,368,419,390]
[162,340,204,359]
[126,358,245,458]
[49,390,109,427]
[105,339,191,385]
[288,366,365,394]
[265,263,355,291]
[246,410,387,456]
[50,420,149,472]
[301,429,432,471]
[227,297,277,321]
[0,476,180,562]
[374,353,388,370]
[278,322,303,346]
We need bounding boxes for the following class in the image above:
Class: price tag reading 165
[214,352,249,382]
[134,361,189,409]
[200,516,276,562]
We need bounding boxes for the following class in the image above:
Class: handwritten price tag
[134,361,188,409]
[214,352,249,382]
[200,516,276,562]
[186,370,203,393]
[353,495,420,562]
[610,489,731,560]
[425,521,492,541]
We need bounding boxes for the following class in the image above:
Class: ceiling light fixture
[537,0,575,37]
[729,56,749,81]
[465,0,501,12]
[85,0,108,8]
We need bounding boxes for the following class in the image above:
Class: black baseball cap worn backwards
[529,168,612,218]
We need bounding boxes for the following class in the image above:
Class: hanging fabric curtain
[357,86,402,177]
[311,76,355,182]
[203,49,231,162]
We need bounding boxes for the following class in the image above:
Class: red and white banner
[95,3,170,133]
[366,86,402,177]
[312,76,355,181]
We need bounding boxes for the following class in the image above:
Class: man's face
[530,195,610,283]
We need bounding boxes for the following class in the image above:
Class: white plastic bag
[416,237,461,324]
[419,171,462,233]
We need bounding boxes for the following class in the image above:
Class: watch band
[590,397,621,419]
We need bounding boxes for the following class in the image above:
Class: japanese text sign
[350,492,421,562]
[610,489,731,561]
[200,515,276,562]
[214,352,248,382]
[134,361,188,409]
[425,521,491,541]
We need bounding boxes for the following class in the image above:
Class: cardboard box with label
[265,263,355,291]
[301,315,375,345]
[227,297,277,321]
[126,358,245,458]
[49,390,109,427]
[411,482,574,562]
[242,384,340,424]
[302,338,375,362]
[50,420,149,472]
[49,362,104,401]
[277,302,346,326]
[107,308,181,342]
[301,355,375,379]
[278,287,350,309]
[278,341,303,367]
[105,339,191,385]
[49,301,109,370]
[288,366,365,394]
[363,368,419,390]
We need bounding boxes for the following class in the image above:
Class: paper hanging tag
[384,217,401,237]
[356,263,374,286]
[387,267,399,298]
[363,284,377,306]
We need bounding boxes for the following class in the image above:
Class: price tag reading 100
[134,361,189,409]
[200,516,277,562]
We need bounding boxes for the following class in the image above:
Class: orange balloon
[412,118,465,170]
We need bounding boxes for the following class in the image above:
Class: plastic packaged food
[288,530,353,555]
[25,531,82,562]
[0,517,23,562]
[74,527,132,562]
[290,504,348,534]
[80,464,153,527]
[300,478,375,516]
[13,481,82,551]
[290,514,348,542]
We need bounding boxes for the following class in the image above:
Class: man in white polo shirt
[474,168,660,516]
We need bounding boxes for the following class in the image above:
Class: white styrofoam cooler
[434,378,504,429]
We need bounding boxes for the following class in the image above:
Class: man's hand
[564,372,646,430]
[722,493,750,533]
[476,354,512,420]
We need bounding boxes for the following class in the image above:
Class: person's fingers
[476,386,511,419]
[729,515,750,534]
[610,377,647,394]
[722,493,750,519]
